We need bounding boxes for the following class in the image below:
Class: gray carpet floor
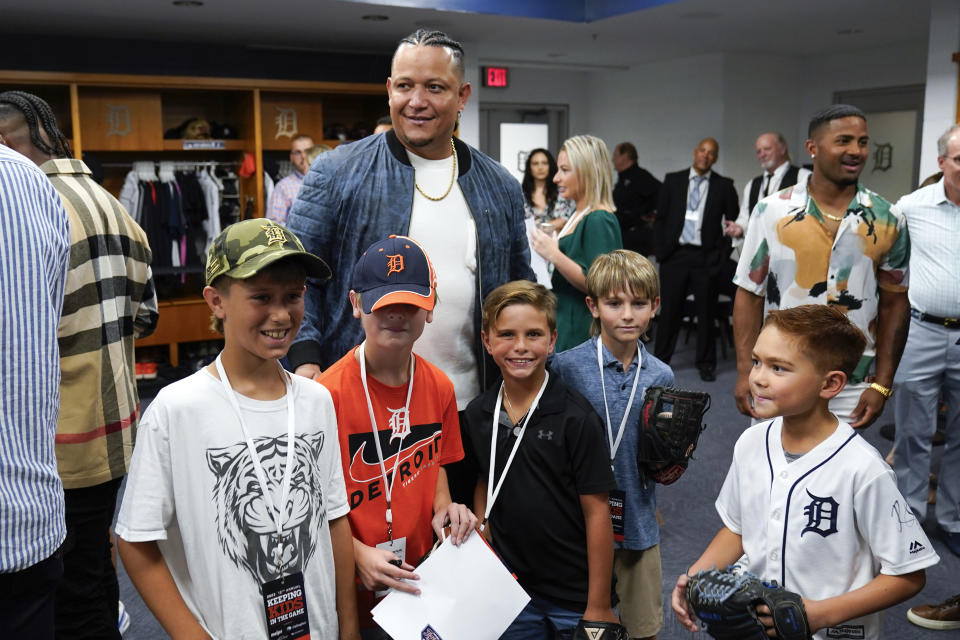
[117,335,959,638]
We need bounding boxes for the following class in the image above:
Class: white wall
[919,0,960,178]
[797,40,929,136]
[584,53,725,179]
[721,53,804,191]
[468,38,932,198]
[583,42,928,196]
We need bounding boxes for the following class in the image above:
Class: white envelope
[371,533,530,640]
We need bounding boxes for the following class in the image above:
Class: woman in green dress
[530,135,622,352]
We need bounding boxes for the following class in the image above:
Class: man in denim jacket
[287,30,533,407]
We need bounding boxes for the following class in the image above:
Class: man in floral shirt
[732,104,910,428]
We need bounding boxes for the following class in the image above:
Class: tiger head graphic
[206,432,326,585]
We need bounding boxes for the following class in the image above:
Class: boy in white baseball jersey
[672,305,939,639]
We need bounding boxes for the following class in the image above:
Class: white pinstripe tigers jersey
[716,417,939,640]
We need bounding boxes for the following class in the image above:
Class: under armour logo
[538,429,553,440]
[801,489,839,538]
[262,224,286,245]
[388,407,410,442]
[386,254,405,276]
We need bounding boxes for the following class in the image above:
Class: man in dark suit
[612,141,661,256]
[653,137,738,381]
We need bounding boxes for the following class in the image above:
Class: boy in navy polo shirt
[462,280,621,639]
[551,250,674,640]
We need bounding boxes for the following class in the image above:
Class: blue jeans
[500,594,582,640]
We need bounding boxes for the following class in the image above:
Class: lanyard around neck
[215,355,295,537]
[597,338,642,467]
[358,341,415,538]
[482,372,550,531]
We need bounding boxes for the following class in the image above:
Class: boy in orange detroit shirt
[316,235,476,638]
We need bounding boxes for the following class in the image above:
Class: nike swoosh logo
[349,430,440,484]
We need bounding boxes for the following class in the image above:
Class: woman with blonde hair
[531,134,622,351]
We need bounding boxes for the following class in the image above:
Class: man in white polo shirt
[893,124,960,560]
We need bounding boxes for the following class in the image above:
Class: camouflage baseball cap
[204,218,331,286]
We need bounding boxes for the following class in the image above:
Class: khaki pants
[614,545,663,638]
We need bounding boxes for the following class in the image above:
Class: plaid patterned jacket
[42,159,159,489]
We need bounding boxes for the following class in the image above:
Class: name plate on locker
[183,139,226,150]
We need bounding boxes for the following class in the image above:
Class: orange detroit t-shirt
[316,347,463,616]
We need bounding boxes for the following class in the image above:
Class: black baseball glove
[572,619,628,640]
[636,386,710,484]
[685,567,811,640]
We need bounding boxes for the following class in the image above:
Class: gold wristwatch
[869,382,894,398]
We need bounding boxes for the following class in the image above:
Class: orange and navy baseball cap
[351,235,436,313]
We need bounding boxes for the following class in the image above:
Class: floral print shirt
[734,180,909,382]
[524,196,575,220]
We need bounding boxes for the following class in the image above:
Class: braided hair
[0,91,72,158]
[395,29,465,80]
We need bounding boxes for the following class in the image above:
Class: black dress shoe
[699,366,716,382]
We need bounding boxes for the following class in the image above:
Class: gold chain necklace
[809,188,847,222]
[502,387,528,427]
[414,138,457,201]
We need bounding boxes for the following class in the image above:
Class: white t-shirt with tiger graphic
[116,367,350,640]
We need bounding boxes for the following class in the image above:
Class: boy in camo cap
[116,218,361,639]
[202,217,331,332]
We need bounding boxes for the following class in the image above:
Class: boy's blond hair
[560,134,616,212]
[482,280,557,333]
[763,304,866,377]
[585,250,659,337]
